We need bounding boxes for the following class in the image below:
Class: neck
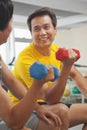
[34,45,50,56]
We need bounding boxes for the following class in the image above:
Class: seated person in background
[8,7,87,130]
[0,1,62,130]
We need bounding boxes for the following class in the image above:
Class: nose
[39,28,46,35]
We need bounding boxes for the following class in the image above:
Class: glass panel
[14,42,29,58]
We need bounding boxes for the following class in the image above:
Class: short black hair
[27,7,57,32]
[0,0,14,31]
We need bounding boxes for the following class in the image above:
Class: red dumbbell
[55,48,80,61]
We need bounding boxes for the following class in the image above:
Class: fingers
[51,113,62,127]
[47,65,60,81]
[40,111,62,127]
[72,48,80,60]
[68,49,77,60]
[68,49,80,62]
[40,114,52,125]
[46,65,54,81]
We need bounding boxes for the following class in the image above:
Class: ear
[0,31,3,44]
[0,31,2,39]
[0,31,2,35]
[54,27,57,35]
[0,30,3,37]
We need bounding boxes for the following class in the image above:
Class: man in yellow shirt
[9,7,87,130]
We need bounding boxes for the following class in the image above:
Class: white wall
[69,124,83,130]
[54,25,87,74]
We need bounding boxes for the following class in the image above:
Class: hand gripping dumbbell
[30,62,59,80]
[55,48,80,61]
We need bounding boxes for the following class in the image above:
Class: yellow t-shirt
[8,43,62,104]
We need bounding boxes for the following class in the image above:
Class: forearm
[5,76,27,99]
[10,80,43,129]
[8,78,27,99]
[43,64,72,104]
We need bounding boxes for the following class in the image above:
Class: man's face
[0,19,12,45]
[31,15,57,49]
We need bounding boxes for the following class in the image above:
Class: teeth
[41,39,47,41]
[40,38,47,40]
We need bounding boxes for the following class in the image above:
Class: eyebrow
[33,23,50,27]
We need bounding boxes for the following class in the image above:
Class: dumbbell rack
[61,64,87,104]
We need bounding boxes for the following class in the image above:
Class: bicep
[2,60,14,85]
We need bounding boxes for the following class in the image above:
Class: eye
[44,24,50,30]
[33,26,40,32]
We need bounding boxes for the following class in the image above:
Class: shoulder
[51,43,60,51]
[16,43,35,63]
[18,43,33,57]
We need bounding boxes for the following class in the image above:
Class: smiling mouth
[39,37,49,42]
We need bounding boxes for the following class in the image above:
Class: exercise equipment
[30,62,59,80]
[55,48,80,61]
[63,89,70,97]
[72,86,81,94]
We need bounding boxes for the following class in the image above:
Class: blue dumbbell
[29,62,59,80]
[30,62,48,80]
